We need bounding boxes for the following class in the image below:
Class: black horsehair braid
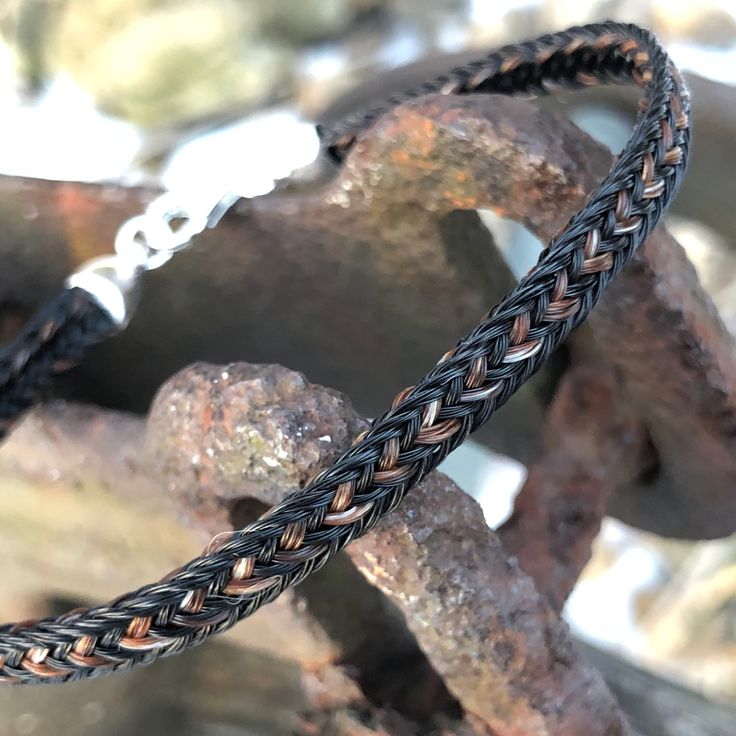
[0,289,115,442]
[0,21,690,684]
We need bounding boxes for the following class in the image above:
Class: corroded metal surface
[498,362,644,610]
[147,361,630,735]
[1,362,630,734]
[1,90,732,537]
[319,92,736,539]
[146,361,369,533]
[347,470,629,735]
[0,53,731,730]
[0,170,548,464]
[0,403,343,673]
[4,362,735,732]
[590,228,736,538]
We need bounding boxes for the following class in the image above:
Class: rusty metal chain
[0,21,690,684]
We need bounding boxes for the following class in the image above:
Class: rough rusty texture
[317,94,607,237]
[326,57,731,253]
[0,173,548,465]
[589,228,736,538]
[146,365,453,713]
[378,94,735,540]
[146,361,629,736]
[319,91,736,539]
[146,361,369,534]
[4,365,736,733]
[340,92,736,539]
[1,362,627,734]
[3,89,735,537]
[347,471,628,736]
[0,403,344,672]
[498,361,645,611]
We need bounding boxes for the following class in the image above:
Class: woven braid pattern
[0,288,114,442]
[0,21,690,684]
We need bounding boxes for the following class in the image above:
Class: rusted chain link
[0,21,690,684]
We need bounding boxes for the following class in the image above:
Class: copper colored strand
[0,21,690,684]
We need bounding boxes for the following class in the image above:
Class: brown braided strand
[0,21,690,684]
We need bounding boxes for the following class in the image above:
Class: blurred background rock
[1,1,736,733]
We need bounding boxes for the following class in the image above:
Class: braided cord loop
[0,21,690,683]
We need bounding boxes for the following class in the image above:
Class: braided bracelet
[0,21,690,684]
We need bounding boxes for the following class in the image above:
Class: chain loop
[113,194,211,272]
[67,191,235,327]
